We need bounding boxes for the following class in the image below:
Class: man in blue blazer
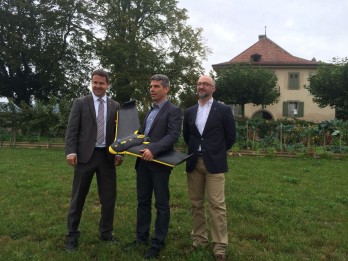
[124,74,181,259]
[183,75,236,261]
[64,69,122,251]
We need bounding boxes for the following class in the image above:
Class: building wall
[244,67,335,122]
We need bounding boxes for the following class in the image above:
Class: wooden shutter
[283,101,288,116]
[289,73,300,90]
[298,102,304,117]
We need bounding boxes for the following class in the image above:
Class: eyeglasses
[197,82,212,87]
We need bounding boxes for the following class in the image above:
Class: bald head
[198,75,215,87]
[196,75,216,103]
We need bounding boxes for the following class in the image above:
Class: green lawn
[0,148,347,261]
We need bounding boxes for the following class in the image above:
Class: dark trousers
[136,160,171,249]
[66,149,116,241]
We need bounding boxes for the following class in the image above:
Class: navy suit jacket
[183,100,236,174]
[136,101,181,169]
[65,94,120,163]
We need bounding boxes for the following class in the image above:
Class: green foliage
[0,98,72,143]
[0,0,95,104]
[215,64,279,117]
[0,148,347,260]
[1,0,209,108]
[98,0,209,105]
[306,58,348,118]
[0,99,25,143]
[235,118,348,153]
[178,83,198,110]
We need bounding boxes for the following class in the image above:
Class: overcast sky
[177,0,348,74]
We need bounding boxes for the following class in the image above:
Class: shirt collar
[92,93,106,103]
[153,99,167,109]
[198,98,213,107]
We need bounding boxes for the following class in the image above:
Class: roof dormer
[250,53,262,62]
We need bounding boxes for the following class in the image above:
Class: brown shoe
[214,254,226,261]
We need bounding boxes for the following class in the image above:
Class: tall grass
[0,148,347,260]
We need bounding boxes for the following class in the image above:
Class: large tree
[0,0,96,105]
[96,0,210,107]
[215,64,279,118]
[306,58,348,119]
[0,0,210,108]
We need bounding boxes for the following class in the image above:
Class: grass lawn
[0,148,347,261]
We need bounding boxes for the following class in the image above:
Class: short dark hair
[92,69,110,84]
[150,74,170,88]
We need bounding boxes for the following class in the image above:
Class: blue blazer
[183,100,236,174]
[136,101,181,169]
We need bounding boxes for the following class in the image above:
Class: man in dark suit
[124,74,181,259]
[64,69,123,251]
[183,75,236,261]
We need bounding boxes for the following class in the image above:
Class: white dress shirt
[195,98,213,151]
[195,98,213,135]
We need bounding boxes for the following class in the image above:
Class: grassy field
[0,148,347,261]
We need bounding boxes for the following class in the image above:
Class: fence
[0,141,65,149]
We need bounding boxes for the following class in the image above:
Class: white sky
[177,0,348,74]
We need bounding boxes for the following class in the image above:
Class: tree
[0,99,26,145]
[1,0,209,109]
[95,0,210,107]
[306,58,348,119]
[0,0,96,105]
[215,64,279,118]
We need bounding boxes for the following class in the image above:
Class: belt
[94,147,107,151]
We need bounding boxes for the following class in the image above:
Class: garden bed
[228,149,347,159]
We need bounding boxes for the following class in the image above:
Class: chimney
[259,35,266,40]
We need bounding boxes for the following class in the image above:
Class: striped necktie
[96,98,104,145]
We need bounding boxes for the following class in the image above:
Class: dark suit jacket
[65,94,120,163]
[136,101,181,169]
[183,100,236,174]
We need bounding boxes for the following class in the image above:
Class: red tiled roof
[213,35,319,68]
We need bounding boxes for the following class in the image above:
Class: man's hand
[66,154,77,166]
[140,148,154,161]
[115,155,124,166]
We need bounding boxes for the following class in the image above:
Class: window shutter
[289,73,293,89]
[289,73,300,89]
[298,102,304,117]
[294,74,299,89]
[283,102,288,116]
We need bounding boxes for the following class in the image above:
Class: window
[288,72,300,90]
[283,101,304,117]
[250,53,262,62]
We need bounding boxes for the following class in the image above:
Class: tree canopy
[0,0,96,104]
[0,0,210,107]
[215,64,279,117]
[96,0,209,106]
[306,58,348,119]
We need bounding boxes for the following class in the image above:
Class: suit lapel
[87,95,96,122]
[191,104,201,136]
[202,100,217,135]
[106,98,113,123]
[147,101,169,134]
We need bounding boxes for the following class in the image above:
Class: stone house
[212,35,335,122]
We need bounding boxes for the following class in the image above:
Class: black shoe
[100,235,120,243]
[66,240,78,251]
[123,240,148,252]
[144,246,160,259]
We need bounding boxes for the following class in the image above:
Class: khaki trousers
[187,157,228,255]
